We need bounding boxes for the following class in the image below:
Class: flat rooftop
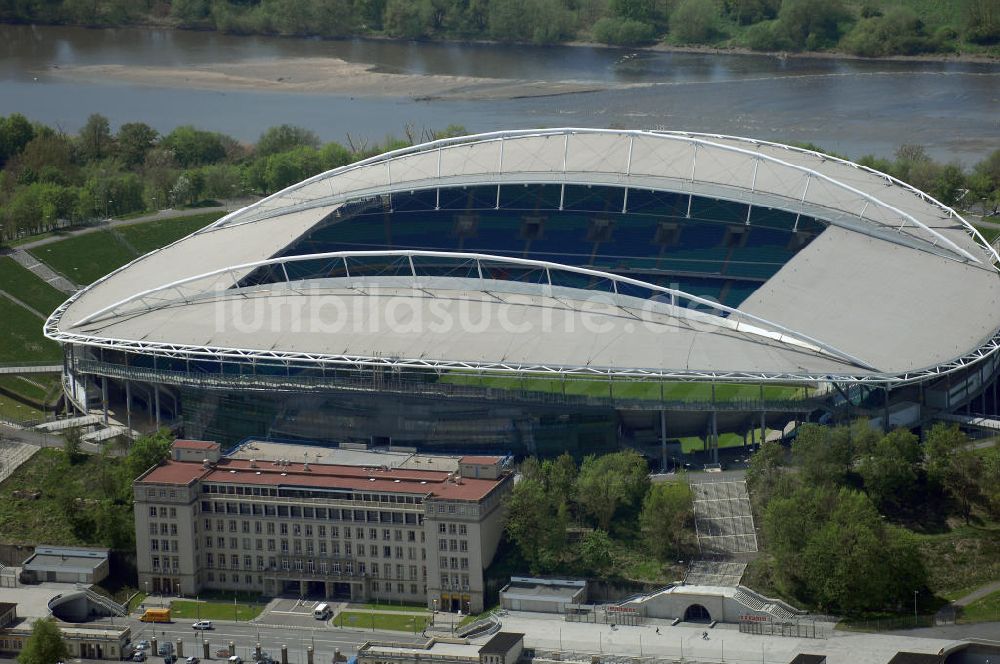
[228,441,467,473]
[139,456,505,502]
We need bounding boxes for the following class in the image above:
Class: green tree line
[0,112,464,243]
[746,421,1000,614]
[1,0,998,52]
[504,450,697,578]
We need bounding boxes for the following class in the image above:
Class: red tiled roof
[172,440,219,450]
[460,456,502,465]
[140,458,505,501]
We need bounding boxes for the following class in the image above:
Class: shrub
[592,16,656,45]
[670,0,721,43]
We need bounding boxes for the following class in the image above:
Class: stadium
[44,129,1000,459]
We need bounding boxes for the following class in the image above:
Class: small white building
[20,546,110,585]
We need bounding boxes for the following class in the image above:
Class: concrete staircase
[732,586,800,622]
[83,588,128,617]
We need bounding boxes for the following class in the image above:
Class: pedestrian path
[9,249,77,293]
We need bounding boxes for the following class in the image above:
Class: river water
[2,24,998,162]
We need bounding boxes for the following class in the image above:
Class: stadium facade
[45,129,1000,458]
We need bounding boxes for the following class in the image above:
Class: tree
[792,423,852,486]
[505,475,566,572]
[63,426,85,464]
[965,0,1000,45]
[256,124,321,157]
[745,439,786,508]
[857,428,921,511]
[161,125,228,167]
[611,0,656,22]
[578,529,615,573]
[981,447,1000,519]
[671,0,720,43]
[0,113,36,167]
[723,0,779,25]
[125,429,173,480]
[575,450,649,530]
[17,618,69,664]
[776,0,849,50]
[799,489,925,613]
[116,122,158,168]
[78,113,113,162]
[639,480,696,561]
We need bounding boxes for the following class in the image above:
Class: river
[2,24,998,162]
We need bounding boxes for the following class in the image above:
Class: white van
[313,603,331,620]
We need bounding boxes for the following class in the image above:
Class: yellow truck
[139,608,171,623]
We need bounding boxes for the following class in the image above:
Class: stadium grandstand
[43,129,1000,460]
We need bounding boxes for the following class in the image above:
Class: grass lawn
[0,373,61,405]
[0,296,61,363]
[169,599,262,622]
[439,373,809,403]
[0,257,68,315]
[28,212,224,286]
[959,589,1000,624]
[116,212,223,254]
[335,611,429,632]
[0,393,45,422]
[0,447,114,545]
[29,231,136,286]
[359,602,429,613]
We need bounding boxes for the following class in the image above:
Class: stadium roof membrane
[46,129,1000,385]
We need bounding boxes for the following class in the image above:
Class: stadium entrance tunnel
[684,604,712,623]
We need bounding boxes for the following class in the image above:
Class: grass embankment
[169,599,262,622]
[0,374,61,404]
[0,448,110,545]
[915,522,1000,602]
[27,212,223,286]
[335,611,429,632]
[0,257,67,315]
[0,393,46,422]
[0,296,61,364]
[960,589,1000,623]
[439,373,809,403]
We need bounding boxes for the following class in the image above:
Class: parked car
[186,657,200,664]
[192,620,214,630]
[164,656,177,664]
[158,643,174,656]
[228,657,243,664]
[131,654,146,663]
[137,641,151,651]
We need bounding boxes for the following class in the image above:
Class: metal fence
[738,618,828,638]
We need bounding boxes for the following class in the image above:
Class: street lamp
[914,590,919,625]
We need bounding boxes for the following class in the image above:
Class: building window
[152,556,160,569]
[170,507,177,518]
[461,558,469,570]
[448,524,457,535]
[459,525,467,535]
[170,524,178,536]
[460,541,468,552]
[149,506,157,517]
[438,539,447,551]
[438,523,446,534]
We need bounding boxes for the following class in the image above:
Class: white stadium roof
[46,129,1000,384]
